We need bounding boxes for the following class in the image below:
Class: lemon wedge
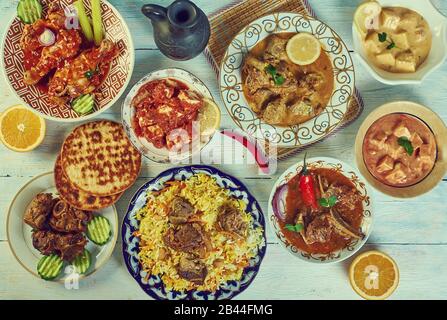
[354,1,382,39]
[286,33,321,66]
[0,105,46,152]
[198,98,221,136]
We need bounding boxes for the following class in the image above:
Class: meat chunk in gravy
[304,214,333,244]
[168,196,195,225]
[163,223,210,257]
[49,200,92,233]
[177,255,208,285]
[24,193,56,230]
[216,203,247,237]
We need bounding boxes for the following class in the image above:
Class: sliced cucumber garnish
[72,94,95,115]
[87,215,111,245]
[17,0,42,24]
[72,249,91,274]
[37,254,64,281]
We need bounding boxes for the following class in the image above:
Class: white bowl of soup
[355,101,447,198]
[352,0,447,85]
[268,157,374,264]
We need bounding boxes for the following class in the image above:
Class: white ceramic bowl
[122,68,218,163]
[268,157,374,264]
[7,172,118,282]
[352,0,447,85]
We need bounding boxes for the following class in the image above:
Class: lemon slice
[349,250,399,300]
[354,1,382,39]
[198,98,221,136]
[286,33,322,66]
[0,105,46,152]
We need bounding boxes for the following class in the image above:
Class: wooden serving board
[204,0,365,160]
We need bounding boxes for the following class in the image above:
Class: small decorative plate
[1,0,134,122]
[268,157,374,264]
[122,68,217,164]
[122,165,267,300]
[219,12,355,148]
[355,101,447,198]
[7,172,118,282]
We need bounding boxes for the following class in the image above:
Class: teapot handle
[141,4,167,23]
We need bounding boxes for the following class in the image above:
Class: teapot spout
[141,4,168,24]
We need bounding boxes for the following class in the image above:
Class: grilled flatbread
[54,154,122,210]
[61,120,141,196]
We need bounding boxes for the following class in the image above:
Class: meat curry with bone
[272,155,365,254]
[242,33,334,126]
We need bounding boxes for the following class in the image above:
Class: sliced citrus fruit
[354,1,382,39]
[0,105,46,152]
[286,33,322,66]
[349,250,399,300]
[198,98,221,136]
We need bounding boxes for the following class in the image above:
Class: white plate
[268,157,374,264]
[352,0,447,85]
[7,172,118,282]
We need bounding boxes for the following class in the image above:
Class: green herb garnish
[398,136,414,156]
[378,32,397,50]
[318,195,337,208]
[285,223,304,233]
[265,64,286,86]
[85,70,94,79]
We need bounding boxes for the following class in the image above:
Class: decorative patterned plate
[1,0,134,122]
[268,157,374,263]
[122,68,217,163]
[121,165,267,300]
[219,12,355,148]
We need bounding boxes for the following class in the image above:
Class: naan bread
[61,120,141,196]
[54,154,122,210]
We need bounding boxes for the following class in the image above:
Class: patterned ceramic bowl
[268,157,374,264]
[122,68,218,163]
[1,0,134,122]
[219,12,355,148]
[121,165,267,300]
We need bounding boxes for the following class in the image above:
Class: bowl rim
[6,172,119,282]
[219,11,356,149]
[121,67,218,163]
[0,0,135,122]
[351,0,447,85]
[354,101,447,198]
[267,156,374,264]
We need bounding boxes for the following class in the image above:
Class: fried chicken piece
[48,39,119,106]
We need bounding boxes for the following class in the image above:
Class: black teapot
[142,0,210,61]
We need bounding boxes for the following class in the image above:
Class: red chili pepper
[299,153,319,210]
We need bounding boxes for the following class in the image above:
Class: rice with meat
[135,173,264,292]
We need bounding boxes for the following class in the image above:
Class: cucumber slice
[72,249,91,274]
[17,0,42,24]
[72,94,95,115]
[87,215,111,245]
[37,254,64,281]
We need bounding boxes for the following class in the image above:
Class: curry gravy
[363,113,437,187]
[242,32,334,126]
[363,7,432,73]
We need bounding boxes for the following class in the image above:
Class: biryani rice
[135,173,264,292]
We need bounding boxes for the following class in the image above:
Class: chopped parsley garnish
[378,32,397,50]
[285,223,304,233]
[265,64,286,85]
[318,195,337,208]
[398,136,414,156]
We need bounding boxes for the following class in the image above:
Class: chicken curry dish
[272,158,365,254]
[363,113,437,187]
[363,6,432,73]
[242,33,334,126]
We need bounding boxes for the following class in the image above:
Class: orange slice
[286,33,321,65]
[0,105,46,152]
[349,250,399,300]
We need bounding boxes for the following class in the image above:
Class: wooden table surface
[1,0,446,300]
